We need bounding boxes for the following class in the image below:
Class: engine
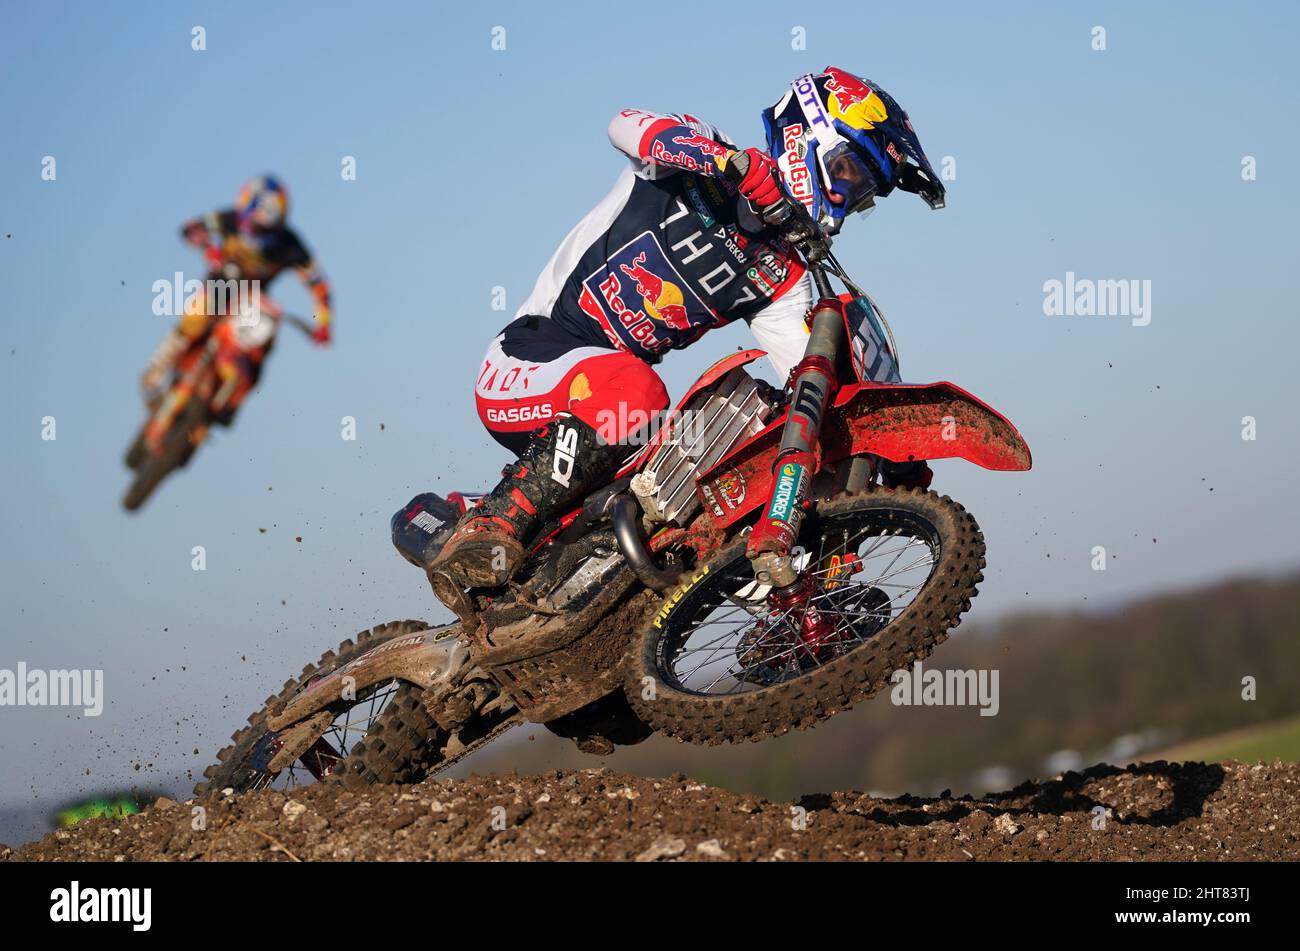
[631,367,776,527]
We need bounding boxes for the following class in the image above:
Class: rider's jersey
[181,208,333,342]
[189,209,321,286]
[516,109,814,380]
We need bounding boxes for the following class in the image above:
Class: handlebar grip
[723,148,749,184]
[762,196,795,227]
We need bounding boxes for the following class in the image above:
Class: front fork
[746,285,845,590]
[144,337,218,451]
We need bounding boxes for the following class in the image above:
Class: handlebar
[724,150,827,261]
[203,256,319,341]
[282,314,317,338]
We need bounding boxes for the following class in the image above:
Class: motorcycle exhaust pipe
[611,494,682,594]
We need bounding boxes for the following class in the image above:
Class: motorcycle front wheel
[626,487,986,744]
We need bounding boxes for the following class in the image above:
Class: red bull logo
[671,133,730,159]
[619,252,691,330]
[823,67,887,131]
[582,232,712,357]
[650,138,725,174]
[824,67,874,105]
[779,123,815,209]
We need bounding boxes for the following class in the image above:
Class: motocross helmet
[235,175,289,247]
[763,67,945,235]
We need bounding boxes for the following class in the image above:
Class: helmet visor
[822,141,879,216]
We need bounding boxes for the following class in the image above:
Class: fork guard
[696,380,1031,531]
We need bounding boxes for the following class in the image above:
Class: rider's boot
[427,414,627,618]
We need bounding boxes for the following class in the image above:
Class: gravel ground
[5,760,1296,861]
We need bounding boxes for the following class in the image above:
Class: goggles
[821,141,879,217]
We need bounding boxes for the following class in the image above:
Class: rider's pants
[475,316,669,455]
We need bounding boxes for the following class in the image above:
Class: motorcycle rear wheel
[124,426,148,470]
[626,487,985,744]
[195,621,455,796]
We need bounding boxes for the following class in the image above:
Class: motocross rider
[428,67,947,616]
[140,175,333,415]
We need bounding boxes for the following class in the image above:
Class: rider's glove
[735,148,784,209]
[312,322,332,347]
[203,245,224,271]
[181,220,209,247]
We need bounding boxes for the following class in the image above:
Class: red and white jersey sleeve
[607,108,738,180]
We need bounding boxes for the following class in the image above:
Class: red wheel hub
[768,574,839,658]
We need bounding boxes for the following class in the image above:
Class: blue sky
[2,1,1298,817]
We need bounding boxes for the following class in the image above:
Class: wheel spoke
[660,506,941,696]
[247,682,402,791]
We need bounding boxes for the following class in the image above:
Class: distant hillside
[1143,713,1300,764]
[450,572,1300,800]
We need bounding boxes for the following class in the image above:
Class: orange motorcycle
[122,294,311,511]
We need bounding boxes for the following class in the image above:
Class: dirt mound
[4,760,1296,861]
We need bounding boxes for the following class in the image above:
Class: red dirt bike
[196,158,1031,795]
[122,297,313,511]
